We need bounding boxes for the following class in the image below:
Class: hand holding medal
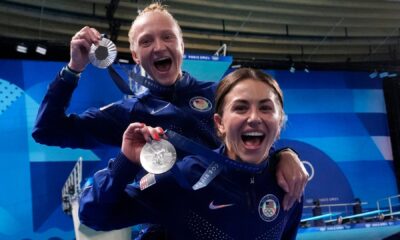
[69,27,117,71]
[122,123,176,174]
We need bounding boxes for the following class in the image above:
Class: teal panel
[353,90,386,113]
[293,136,385,162]
[182,55,232,82]
[284,89,385,114]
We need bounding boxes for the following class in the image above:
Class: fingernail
[152,133,160,141]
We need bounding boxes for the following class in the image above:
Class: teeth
[155,57,169,61]
[242,132,264,136]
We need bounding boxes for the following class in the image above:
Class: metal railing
[376,194,400,219]
[61,157,83,215]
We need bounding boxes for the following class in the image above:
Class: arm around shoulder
[272,148,308,210]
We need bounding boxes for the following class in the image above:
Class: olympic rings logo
[302,160,315,181]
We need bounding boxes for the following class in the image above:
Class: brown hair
[214,68,285,138]
[128,3,182,51]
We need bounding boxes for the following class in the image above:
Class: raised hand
[121,122,165,164]
[68,26,101,72]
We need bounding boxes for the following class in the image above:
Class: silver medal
[89,37,117,68]
[140,139,177,174]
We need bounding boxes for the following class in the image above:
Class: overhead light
[36,45,47,55]
[304,65,310,73]
[388,73,398,78]
[118,58,129,64]
[379,71,389,78]
[289,63,296,73]
[16,43,27,54]
[231,64,241,69]
[369,70,378,79]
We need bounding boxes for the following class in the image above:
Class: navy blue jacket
[32,70,220,150]
[79,146,302,240]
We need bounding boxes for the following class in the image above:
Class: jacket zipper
[247,175,257,211]
[245,175,257,239]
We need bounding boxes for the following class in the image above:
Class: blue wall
[269,69,397,216]
[0,59,397,239]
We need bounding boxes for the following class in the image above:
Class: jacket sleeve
[268,147,299,171]
[32,71,130,148]
[79,153,148,231]
[281,198,303,240]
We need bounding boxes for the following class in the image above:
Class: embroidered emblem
[99,102,115,111]
[139,173,156,190]
[258,194,280,222]
[209,200,234,210]
[189,96,212,112]
[150,103,171,114]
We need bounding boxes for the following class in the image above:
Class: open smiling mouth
[241,132,265,147]
[154,57,172,72]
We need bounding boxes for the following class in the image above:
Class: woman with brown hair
[79,68,303,239]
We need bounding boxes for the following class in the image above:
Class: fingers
[280,173,308,210]
[278,173,295,211]
[71,27,99,52]
[125,122,145,133]
[125,123,165,142]
[72,26,101,45]
[69,26,101,71]
[299,168,309,201]
[293,162,309,203]
[123,122,145,139]
[291,175,302,203]
[147,126,165,141]
[155,127,164,135]
[277,172,295,211]
[276,168,305,210]
[276,172,289,193]
[301,162,310,188]
[276,149,309,206]
[282,193,296,212]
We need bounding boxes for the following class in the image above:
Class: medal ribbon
[107,66,177,95]
[165,130,267,190]
[165,130,266,173]
[129,71,176,94]
[192,161,222,190]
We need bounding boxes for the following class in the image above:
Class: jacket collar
[130,71,193,98]
[215,145,270,173]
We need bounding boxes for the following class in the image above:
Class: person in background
[312,199,324,226]
[352,198,364,223]
[337,216,343,225]
[79,68,303,239]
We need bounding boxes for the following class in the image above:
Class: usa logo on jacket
[258,194,280,222]
[189,96,212,112]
